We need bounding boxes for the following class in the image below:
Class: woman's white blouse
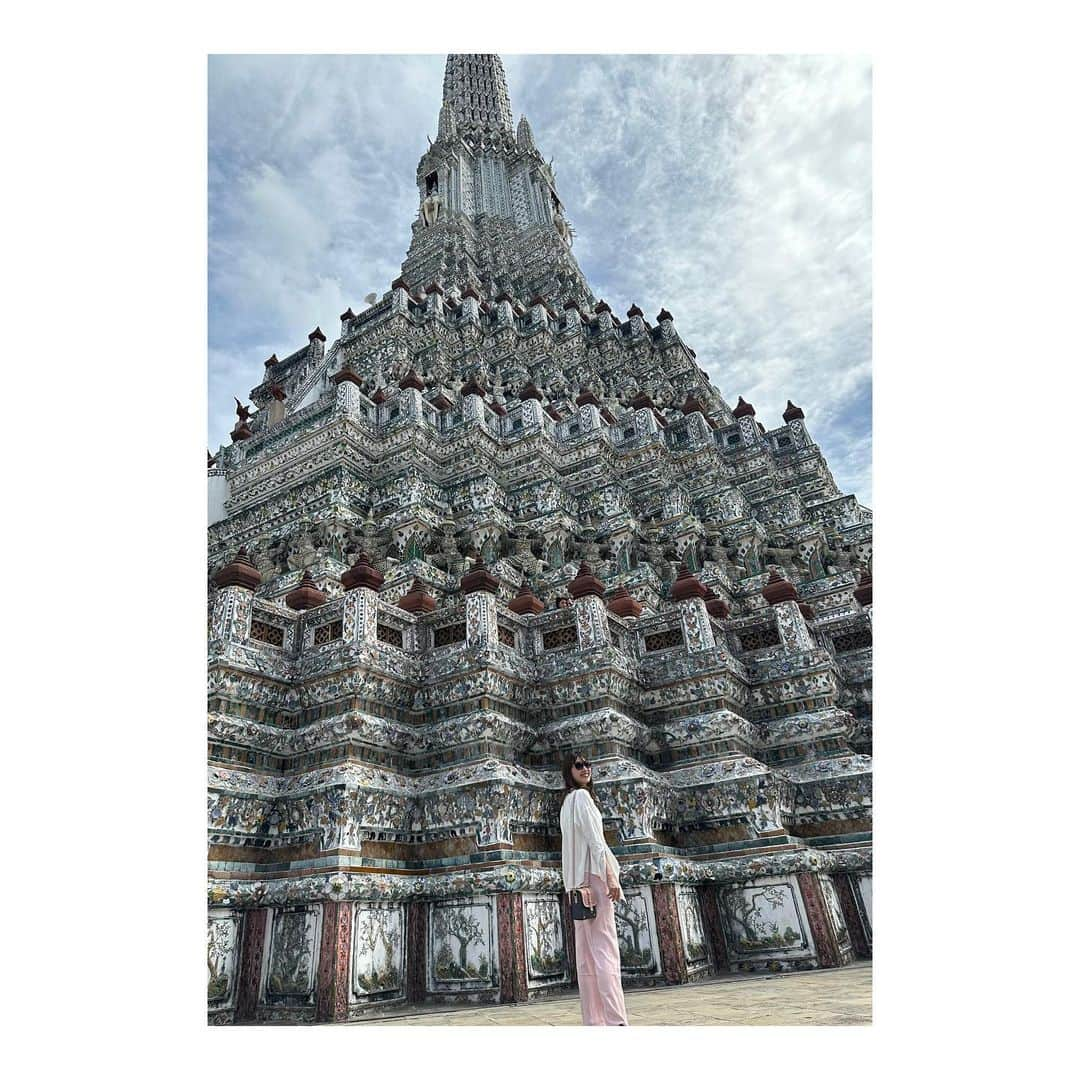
[560,788,620,894]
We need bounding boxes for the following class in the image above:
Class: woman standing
[559,752,629,1026]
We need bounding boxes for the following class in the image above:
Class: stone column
[833,873,871,959]
[568,564,610,649]
[651,883,688,985]
[405,900,428,1003]
[235,907,268,1022]
[773,599,814,652]
[315,901,353,1022]
[462,392,484,423]
[680,596,715,652]
[698,884,731,974]
[520,398,543,432]
[210,551,260,656]
[796,872,845,969]
[496,893,529,1003]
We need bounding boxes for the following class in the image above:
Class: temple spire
[442,54,513,134]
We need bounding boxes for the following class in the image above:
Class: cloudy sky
[209,54,871,505]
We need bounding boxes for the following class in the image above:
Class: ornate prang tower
[207,54,873,1025]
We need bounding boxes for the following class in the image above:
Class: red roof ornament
[563,299,580,312]
[854,571,872,607]
[629,391,656,411]
[733,396,755,419]
[489,401,507,417]
[519,382,543,402]
[567,563,604,599]
[798,602,816,621]
[576,388,601,407]
[461,558,500,595]
[340,307,356,322]
[391,276,409,291]
[461,285,481,301]
[398,369,425,391]
[425,281,445,296]
[626,304,643,318]
[397,578,436,613]
[330,365,363,388]
[657,308,673,322]
[308,326,326,343]
[508,582,545,615]
[285,570,327,611]
[783,399,806,422]
[703,589,730,619]
[670,564,708,602]
[269,385,287,402]
[594,300,611,314]
[213,549,261,591]
[371,387,388,405]
[460,375,486,398]
[681,394,705,415]
[607,585,643,618]
[341,551,385,592]
[762,571,798,605]
[264,353,279,367]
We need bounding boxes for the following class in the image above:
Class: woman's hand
[607,882,622,902]
[578,886,594,908]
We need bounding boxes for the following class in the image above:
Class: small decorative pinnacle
[783,399,806,422]
[340,307,357,322]
[567,563,604,599]
[461,558,500,595]
[607,585,643,618]
[854,571,873,607]
[519,382,543,402]
[461,285,481,301]
[576,387,601,407]
[733,396,755,419]
[371,387,388,405]
[594,300,611,315]
[670,563,708,602]
[399,369,426,391]
[397,578,436,613]
[626,304,643,319]
[762,570,798,605]
[657,308,673,322]
[629,391,656,411]
[681,394,705,415]
[508,582,545,615]
[391,276,409,291]
[460,375,486,398]
[213,549,261,591]
[264,353,279,367]
[285,570,327,611]
[341,551,385,592]
[425,281,445,296]
[308,326,326,343]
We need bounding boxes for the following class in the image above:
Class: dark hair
[561,751,598,806]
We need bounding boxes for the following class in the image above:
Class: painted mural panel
[428,897,498,991]
[207,909,241,1009]
[721,879,810,959]
[523,895,569,986]
[262,906,321,1005]
[613,886,660,976]
[675,885,709,969]
[856,874,873,932]
[351,903,405,1000]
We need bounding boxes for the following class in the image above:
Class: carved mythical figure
[421,192,444,227]
[234,398,252,424]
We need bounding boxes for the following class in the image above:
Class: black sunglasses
[573,759,591,769]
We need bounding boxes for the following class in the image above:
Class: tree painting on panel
[268,911,313,996]
[613,893,654,972]
[526,900,566,976]
[433,905,489,981]
[354,907,403,995]
[207,917,236,1004]
[724,886,803,952]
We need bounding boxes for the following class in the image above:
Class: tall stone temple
[207,54,873,1024]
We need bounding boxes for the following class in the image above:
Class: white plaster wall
[208,471,228,526]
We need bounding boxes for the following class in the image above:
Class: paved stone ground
[354,961,872,1026]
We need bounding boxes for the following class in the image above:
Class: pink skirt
[573,873,629,1026]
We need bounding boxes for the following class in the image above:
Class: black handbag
[570,889,597,921]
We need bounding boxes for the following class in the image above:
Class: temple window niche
[426,172,439,195]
